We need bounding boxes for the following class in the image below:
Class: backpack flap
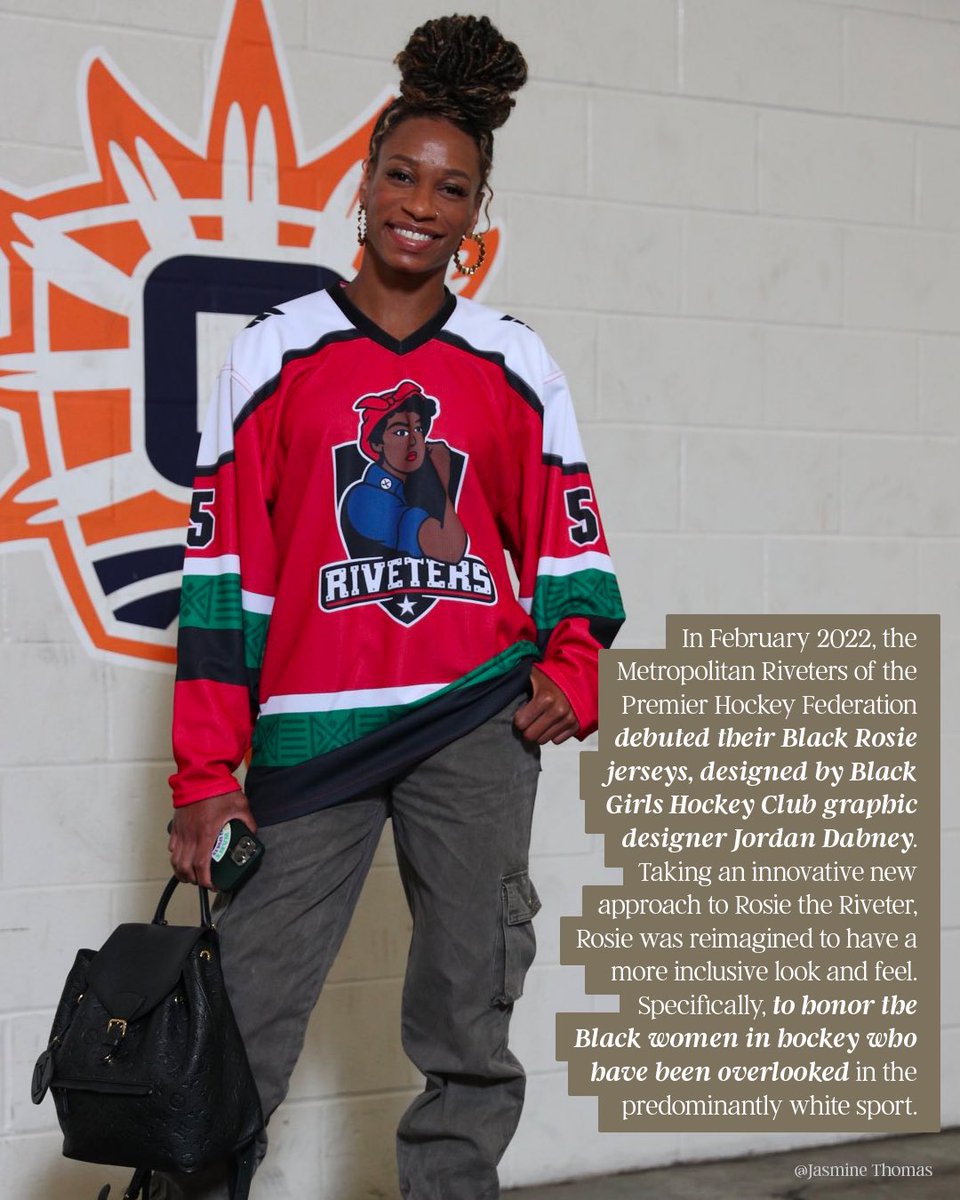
[87,922,206,1024]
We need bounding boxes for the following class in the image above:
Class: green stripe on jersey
[179,575,270,669]
[244,610,271,670]
[531,569,625,632]
[251,640,538,767]
[179,573,242,629]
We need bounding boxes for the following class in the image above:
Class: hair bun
[395,14,528,132]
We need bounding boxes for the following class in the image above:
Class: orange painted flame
[0,0,498,663]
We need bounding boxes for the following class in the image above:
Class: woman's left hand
[514,666,579,745]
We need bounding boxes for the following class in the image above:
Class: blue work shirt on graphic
[344,464,429,558]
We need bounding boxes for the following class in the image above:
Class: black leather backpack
[32,878,263,1199]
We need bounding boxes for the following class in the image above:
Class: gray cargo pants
[154,700,541,1200]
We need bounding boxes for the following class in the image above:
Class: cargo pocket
[491,870,541,1007]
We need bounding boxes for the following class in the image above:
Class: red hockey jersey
[171,285,624,824]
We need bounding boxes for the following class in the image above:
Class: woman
[342,379,467,562]
[167,14,623,1199]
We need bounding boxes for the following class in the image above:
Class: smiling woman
[165,13,624,1200]
[355,116,482,305]
[346,15,524,338]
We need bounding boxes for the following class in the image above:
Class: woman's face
[360,116,483,278]
[374,410,426,477]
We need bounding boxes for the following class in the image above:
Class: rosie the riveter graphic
[325,380,496,626]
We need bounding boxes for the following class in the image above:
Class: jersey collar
[327,284,456,355]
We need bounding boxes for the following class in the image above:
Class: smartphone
[166,817,265,891]
[210,819,265,891]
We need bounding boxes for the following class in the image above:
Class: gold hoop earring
[453,231,486,276]
[357,204,367,246]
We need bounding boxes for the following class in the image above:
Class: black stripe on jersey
[232,328,363,434]
[245,658,535,826]
[589,615,624,649]
[175,626,248,686]
[535,615,624,653]
[434,331,544,421]
[245,307,283,328]
[542,453,590,475]
[500,313,534,331]
[194,450,236,477]
[328,283,457,354]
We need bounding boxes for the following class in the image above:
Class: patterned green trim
[243,610,271,670]
[179,575,270,670]
[252,640,538,767]
[531,569,625,632]
[179,573,242,629]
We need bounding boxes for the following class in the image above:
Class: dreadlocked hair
[367,14,527,194]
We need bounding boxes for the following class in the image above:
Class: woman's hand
[514,666,579,745]
[168,790,257,890]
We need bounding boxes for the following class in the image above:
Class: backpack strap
[95,1166,150,1200]
[95,1141,255,1200]
[228,1140,257,1200]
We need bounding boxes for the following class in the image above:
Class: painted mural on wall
[0,0,499,665]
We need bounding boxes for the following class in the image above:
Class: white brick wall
[759,111,915,225]
[845,8,960,123]
[1,0,957,1195]
[918,126,960,231]
[682,0,844,109]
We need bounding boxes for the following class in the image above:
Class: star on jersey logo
[0,0,500,664]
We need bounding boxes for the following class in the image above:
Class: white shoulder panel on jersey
[541,370,588,467]
[230,288,353,397]
[447,296,587,468]
[445,295,547,398]
[197,363,242,467]
[196,288,352,467]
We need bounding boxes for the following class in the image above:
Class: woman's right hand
[168,789,257,890]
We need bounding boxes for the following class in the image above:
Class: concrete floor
[504,1130,959,1198]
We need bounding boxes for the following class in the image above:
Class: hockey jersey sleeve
[169,355,278,807]
[514,346,625,738]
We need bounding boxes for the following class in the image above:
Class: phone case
[210,819,265,890]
